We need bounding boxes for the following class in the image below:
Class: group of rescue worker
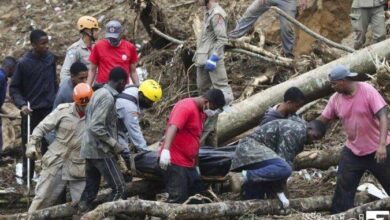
[0,0,389,215]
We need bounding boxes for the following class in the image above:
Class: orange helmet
[77,16,99,30]
[73,83,93,106]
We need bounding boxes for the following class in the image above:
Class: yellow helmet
[139,79,162,102]
[77,16,99,30]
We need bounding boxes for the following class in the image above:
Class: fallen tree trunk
[81,194,371,220]
[293,146,342,170]
[217,39,390,144]
[331,198,390,220]
[0,180,162,219]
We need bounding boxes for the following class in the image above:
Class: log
[312,42,345,64]
[293,146,342,170]
[80,194,372,220]
[0,180,163,220]
[331,198,390,220]
[216,39,390,144]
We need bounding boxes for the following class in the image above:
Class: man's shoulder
[172,98,197,114]
[59,78,73,88]
[56,103,73,111]
[93,39,109,49]
[0,69,6,80]
[18,52,32,64]
[68,39,83,50]
[264,119,305,131]
[176,98,195,108]
[96,87,116,101]
[358,82,378,93]
[122,86,139,98]
[122,40,136,50]
[213,4,227,17]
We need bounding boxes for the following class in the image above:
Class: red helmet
[73,83,93,106]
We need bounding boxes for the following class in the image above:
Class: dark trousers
[331,146,390,214]
[164,164,205,203]
[0,117,2,154]
[242,158,292,200]
[21,108,51,181]
[79,158,126,207]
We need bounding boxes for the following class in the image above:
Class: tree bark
[0,180,162,220]
[331,198,390,220]
[293,146,343,170]
[80,194,372,220]
[217,39,390,144]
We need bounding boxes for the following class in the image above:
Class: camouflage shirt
[80,84,119,159]
[230,119,307,170]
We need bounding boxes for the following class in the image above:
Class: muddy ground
[0,0,387,219]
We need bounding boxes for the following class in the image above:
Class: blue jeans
[241,158,292,199]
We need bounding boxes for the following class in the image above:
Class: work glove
[25,142,38,159]
[277,192,290,209]
[114,142,125,154]
[20,105,33,116]
[121,150,131,161]
[117,155,130,174]
[204,54,219,72]
[159,149,171,170]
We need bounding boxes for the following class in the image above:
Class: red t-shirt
[89,39,138,84]
[161,98,205,167]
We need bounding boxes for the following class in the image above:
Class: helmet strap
[81,29,96,43]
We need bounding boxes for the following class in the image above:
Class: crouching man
[26,83,93,212]
[229,119,326,208]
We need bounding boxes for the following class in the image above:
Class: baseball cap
[105,20,122,39]
[329,65,358,81]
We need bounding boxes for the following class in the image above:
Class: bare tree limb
[293,146,342,170]
[229,40,293,63]
[150,25,184,45]
[149,25,292,67]
[270,6,354,53]
[230,48,292,67]
[331,198,390,219]
[168,0,196,9]
[0,180,162,220]
[80,194,372,220]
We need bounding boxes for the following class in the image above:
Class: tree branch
[270,6,354,53]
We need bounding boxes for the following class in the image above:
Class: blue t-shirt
[53,78,74,109]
